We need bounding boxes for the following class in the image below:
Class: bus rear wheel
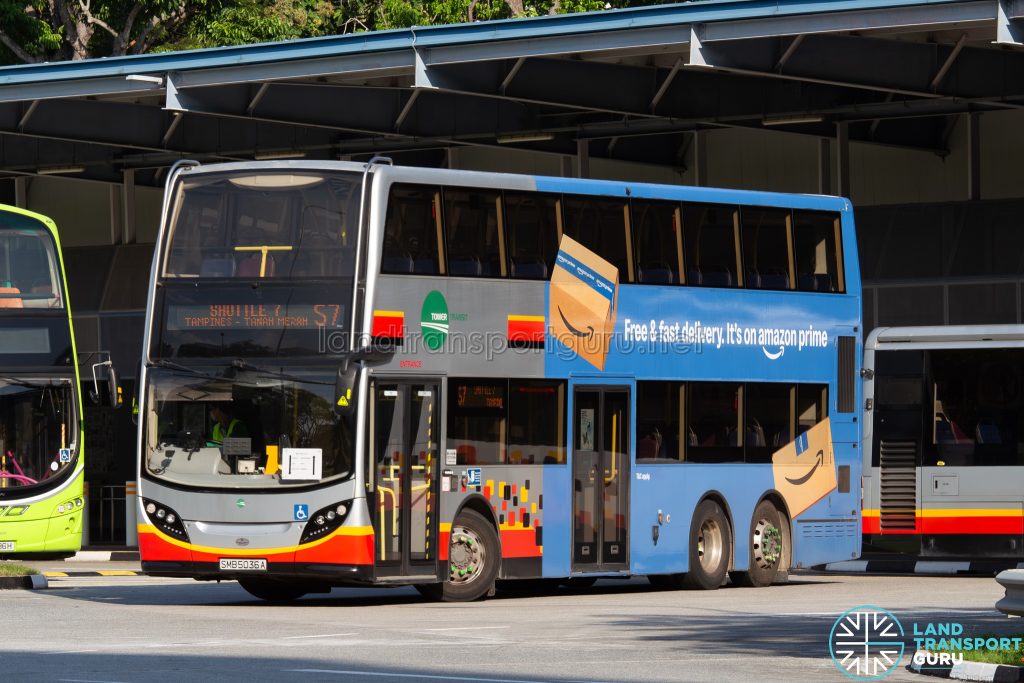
[417,508,500,602]
[682,499,731,590]
[731,500,785,588]
[238,578,308,602]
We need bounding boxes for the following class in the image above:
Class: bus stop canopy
[2,0,1024,184]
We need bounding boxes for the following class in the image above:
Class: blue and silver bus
[137,160,861,601]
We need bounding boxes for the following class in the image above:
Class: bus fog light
[146,503,156,514]
[336,504,347,516]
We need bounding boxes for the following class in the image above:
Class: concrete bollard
[124,480,138,548]
[995,569,1024,616]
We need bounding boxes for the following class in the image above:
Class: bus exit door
[572,387,629,572]
[371,381,440,579]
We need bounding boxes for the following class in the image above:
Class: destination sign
[455,382,505,410]
[167,304,344,330]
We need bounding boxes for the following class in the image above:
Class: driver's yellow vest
[212,418,243,444]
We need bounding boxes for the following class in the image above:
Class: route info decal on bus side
[548,235,619,370]
[771,418,837,518]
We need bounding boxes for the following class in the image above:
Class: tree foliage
[1,0,676,64]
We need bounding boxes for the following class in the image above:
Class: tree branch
[114,2,145,54]
[0,29,39,63]
[77,0,120,39]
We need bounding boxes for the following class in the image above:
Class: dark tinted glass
[562,195,631,281]
[449,379,506,465]
[686,383,742,462]
[745,383,792,463]
[504,192,559,280]
[741,207,792,290]
[632,201,681,285]
[382,184,442,275]
[682,203,739,288]
[794,210,843,293]
[508,380,566,464]
[444,188,503,278]
[636,381,682,462]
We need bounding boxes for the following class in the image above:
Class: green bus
[0,204,85,556]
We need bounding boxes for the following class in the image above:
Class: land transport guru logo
[421,290,449,351]
[829,606,905,680]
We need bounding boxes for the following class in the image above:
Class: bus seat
[746,271,761,288]
[449,256,483,276]
[0,287,23,308]
[200,257,236,278]
[761,269,790,289]
[640,262,674,284]
[456,444,476,464]
[800,273,833,292]
[976,419,1002,444]
[747,421,766,447]
[413,255,438,274]
[382,252,414,273]
[687,269,702,285]
[702,268,734,287]
[237,254,260,277]
[511,257,547,279]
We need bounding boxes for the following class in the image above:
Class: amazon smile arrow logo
[557,306,594,340]
[785,449,824,486]
[762,345,785,360]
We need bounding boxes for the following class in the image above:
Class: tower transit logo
[421,290,449,351]
[829,605,905,680]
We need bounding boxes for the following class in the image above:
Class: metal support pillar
[836,122,850,198]
[576,139,590,179]
[818,138,831,195]
[967,113,981,201]
[123,169,137,244]
[693,131,708,187]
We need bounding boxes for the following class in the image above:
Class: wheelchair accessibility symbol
[294,504,309,521]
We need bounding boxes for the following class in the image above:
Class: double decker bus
[864,325,1024,559]
[137,160,862,601]
[0,205,84,557]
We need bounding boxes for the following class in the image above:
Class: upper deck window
[382,184,443,275]
[632,200,682,285]
[0,220,63,310]
[794,210,844,293]
[741,207,793,290]
[562,195,633,282]
[504,192,560,280]
[164,172,360,279]
[443,189,503,278]
[682,203,741,288]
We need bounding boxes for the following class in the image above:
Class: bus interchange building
[1,0,1023,545]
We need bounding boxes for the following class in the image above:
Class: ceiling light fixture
[496,132,555,144]
[253,150,308,161]
[36,165,86,175]
[762,114,825,127]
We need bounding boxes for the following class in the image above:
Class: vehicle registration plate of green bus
[0,541,14,551]
[219,558,266,571]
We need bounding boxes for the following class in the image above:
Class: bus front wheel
[731,500,785,588]
[238,578,308,602]
[682,499,731,590]
[418,508,500,602]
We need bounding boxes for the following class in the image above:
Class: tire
[731,500,785,588]
[238,578,308,602]
[420,508,500,602]
[682,499,732,590]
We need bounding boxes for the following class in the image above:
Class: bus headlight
[299,500,353,544]
[142,498,189,541]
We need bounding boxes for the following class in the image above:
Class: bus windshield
[0,378,76,493]
[0,225,63,309]
[142,368,354,489]
[164,171,361,280]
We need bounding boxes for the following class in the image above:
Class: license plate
[219,558,267,571]
[0,541,14,552]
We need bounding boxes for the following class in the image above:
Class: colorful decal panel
[772,418,837,518]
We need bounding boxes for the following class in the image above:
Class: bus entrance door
[572,387,629,572]
[371,381,440,580]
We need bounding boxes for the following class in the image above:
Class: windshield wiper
[228,359,331,385]
[151,359,222,379]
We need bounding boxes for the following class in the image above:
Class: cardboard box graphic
[771,417,838,518]
[548,235,619,370]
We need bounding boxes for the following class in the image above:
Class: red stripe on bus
[865,515,1024,535]
[507,318,544,343]
[439,527,542,560]
[372,314,405,339]
[294,532,374,566]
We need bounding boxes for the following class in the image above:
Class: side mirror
[91,360,123,409]
[334,345,394,416]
